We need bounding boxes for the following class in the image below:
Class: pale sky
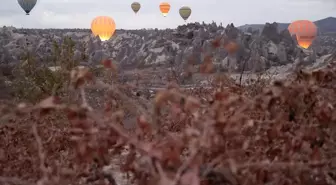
[0,0,335,29]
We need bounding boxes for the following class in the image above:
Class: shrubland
[0,36,336,185]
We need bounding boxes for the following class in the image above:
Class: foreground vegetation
[0,37,336,185]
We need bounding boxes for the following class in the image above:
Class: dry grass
[1,36,336,185]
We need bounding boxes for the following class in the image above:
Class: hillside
[1,21,335,70]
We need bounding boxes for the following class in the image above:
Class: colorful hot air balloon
[131,2,141,14]
[91,22,98,37]
[17,0,37,15]
[288,20,317,49]
[179,6,191,21]
[91,16,116,41]
[159,2,170,17]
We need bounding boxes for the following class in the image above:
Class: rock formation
[0,21,335,76]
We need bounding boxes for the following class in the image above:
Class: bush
[9,36,79,102]
[0,37,335,185]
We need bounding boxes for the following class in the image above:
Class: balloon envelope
[131,2,141,13]
[288,20,317,49]
[159,2,170,17]
[179,6,191,21]
[17,0,37,15]
[91,16,116,41]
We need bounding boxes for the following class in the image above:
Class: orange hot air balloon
[288,20,317,49]
[91,22,98,37]
[91,16,116,41]
[159,2,170,17]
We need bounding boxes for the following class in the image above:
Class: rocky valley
[1,17,336,185]
[1,17,336,73]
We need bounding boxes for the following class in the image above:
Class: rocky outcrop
[261,22,281,44]
[0,22,334,73]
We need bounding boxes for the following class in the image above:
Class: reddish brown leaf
[37,96,61,109]
[180,169,200,185]
[214,91,229,101]
[102,59,117,72]
[70,66,94,88]
[137,115,152,133]
[211,38,221,48]
[311,147,322,161]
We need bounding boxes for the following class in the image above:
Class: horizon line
[1,16,334,30]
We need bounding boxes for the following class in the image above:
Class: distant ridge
[238,17,336,34]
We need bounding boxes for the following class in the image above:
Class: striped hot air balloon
[17,0,37,15]
[91,16,116,41]
[159,2,170,17]
[288,20,317,49]
[179,6,191,21]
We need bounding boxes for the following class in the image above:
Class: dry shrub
[1,37,336,185]
[10,61,66,102]
[8,36,79,103]
[244,70,275,96]
[0,59,336,185]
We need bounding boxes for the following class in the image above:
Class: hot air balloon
[288,20,317,49]
[17,0,37,15]
[91,16,116,41]
[159,2,170,17]
[91,22,98,37]
[179,6,191,21]
[131,2,141,14]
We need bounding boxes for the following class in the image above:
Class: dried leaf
[184,96,200,112]
[155,90,170,106]
[70,66,93,88]
[311,147,322,161]
[137,115,151,133]
[180,167,200,185]
[102,59,118,77]
[211,38,221,48]
[36,96,61,109]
